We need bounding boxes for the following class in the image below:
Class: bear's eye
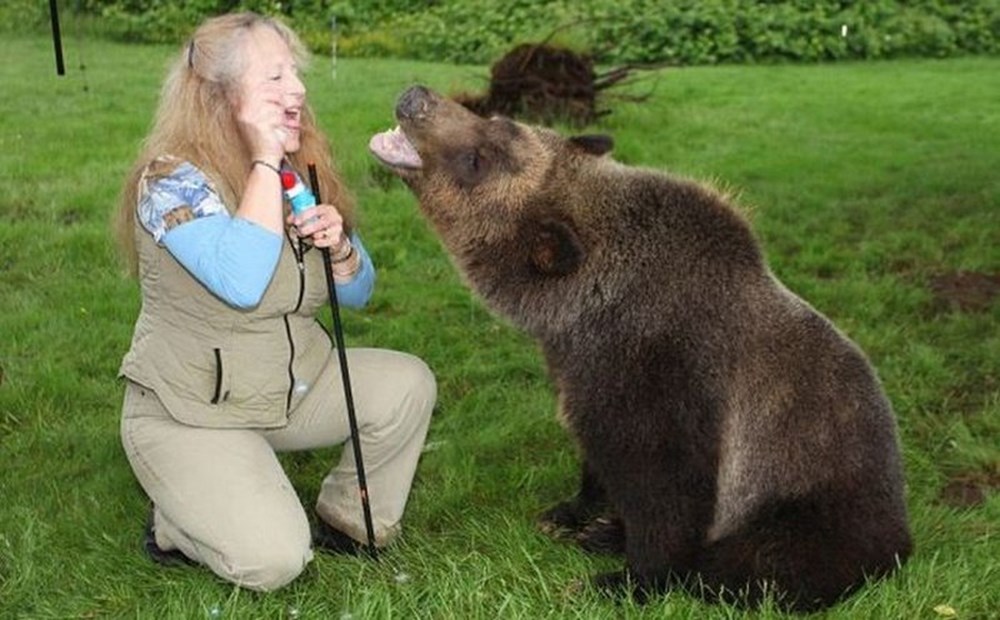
[464,151,480,173]
[450,148,490,190]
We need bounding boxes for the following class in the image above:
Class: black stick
[49,0,65,75]
[308,164,378,560]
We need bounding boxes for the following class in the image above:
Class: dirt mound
[928,270,1000,313]
[940,467,999,508]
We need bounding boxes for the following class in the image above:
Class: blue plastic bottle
[280,169,316,216]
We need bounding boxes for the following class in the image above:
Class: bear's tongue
[368,126,423,170]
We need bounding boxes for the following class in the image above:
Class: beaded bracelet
[331,245,355,264]
[251,159,281,176]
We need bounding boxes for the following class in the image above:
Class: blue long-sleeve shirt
[137,159,374,309]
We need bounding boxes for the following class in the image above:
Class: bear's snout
[396,85,436,122]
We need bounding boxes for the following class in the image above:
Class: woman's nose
[288,73,306,98]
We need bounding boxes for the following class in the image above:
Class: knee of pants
[403,354,437,417]
[368,353,437,433]
[214,534,311,592]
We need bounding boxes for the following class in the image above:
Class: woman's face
[236,25,306,154]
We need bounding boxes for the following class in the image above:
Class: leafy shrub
[337,30,407,59]
[3,0,997,64]
[346,0,999,64]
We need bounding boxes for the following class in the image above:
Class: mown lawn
[1,34,997,619]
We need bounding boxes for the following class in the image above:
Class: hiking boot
[144,506,195,567]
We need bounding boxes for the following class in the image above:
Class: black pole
[308,164,378,560]
[49,0,65,76]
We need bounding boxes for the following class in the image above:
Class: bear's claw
[538,501,626,555]
[576,515,626,555]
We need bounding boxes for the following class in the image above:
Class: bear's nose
[396,85,433,121]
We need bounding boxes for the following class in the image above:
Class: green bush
[569,0,999,64]
[4,0,997,64]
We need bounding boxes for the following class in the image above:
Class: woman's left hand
[289,203,346,250]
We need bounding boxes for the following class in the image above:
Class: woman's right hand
[236,81,287,165]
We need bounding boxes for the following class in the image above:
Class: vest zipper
[210,347,223,404]
[284,234,307,412]
[283,315,296,411]
[293,255,306,312]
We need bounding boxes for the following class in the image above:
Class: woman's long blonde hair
[115,12,355,275]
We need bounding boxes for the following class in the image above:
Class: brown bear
[369,85,912,612]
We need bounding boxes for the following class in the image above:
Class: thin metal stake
[308,163,378,560]
[49,0,65,75]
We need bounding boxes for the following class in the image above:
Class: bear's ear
[569,134,614,157]
[529,218,585,277]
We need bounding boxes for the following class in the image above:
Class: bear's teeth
[369,127,422,170]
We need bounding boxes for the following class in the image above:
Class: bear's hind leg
[695,492,911,612]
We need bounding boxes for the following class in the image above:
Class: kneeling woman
[115,12,435,590]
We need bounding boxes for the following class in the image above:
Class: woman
[115,12,436,591]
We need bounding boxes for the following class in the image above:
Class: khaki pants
[120,348,435,591]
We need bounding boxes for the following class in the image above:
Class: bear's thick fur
[370,85,912,612]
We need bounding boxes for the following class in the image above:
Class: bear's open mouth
[369,126,423,171]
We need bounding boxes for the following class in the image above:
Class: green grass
[1,34,998,619]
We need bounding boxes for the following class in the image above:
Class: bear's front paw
[576,514,625,555]
[593,569,670,604]
[592,570,634,597]
[537,499,588,539]
[566,570,651,604]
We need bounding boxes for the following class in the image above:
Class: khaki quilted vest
[119,218,333,428]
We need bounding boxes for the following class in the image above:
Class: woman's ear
[569,134,614,156]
